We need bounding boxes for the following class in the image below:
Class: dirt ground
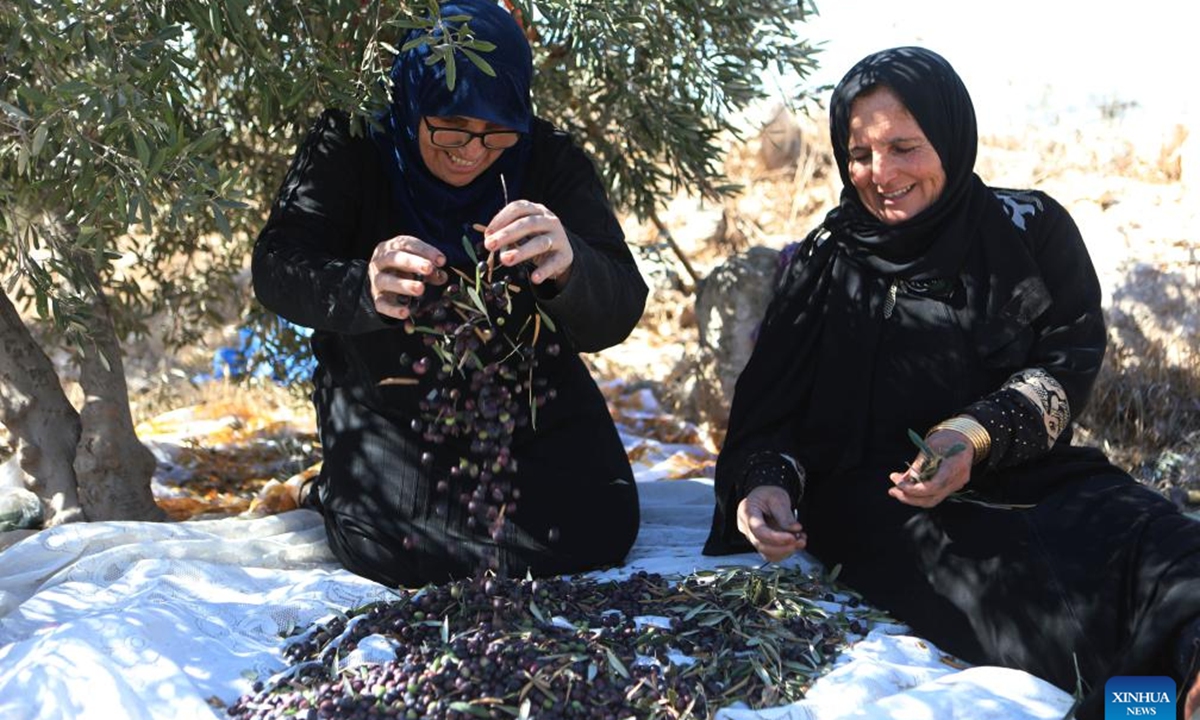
[590,106,1199,511]
[3,106,1196,519]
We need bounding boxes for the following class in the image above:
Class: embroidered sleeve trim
[1003,368,1070,449]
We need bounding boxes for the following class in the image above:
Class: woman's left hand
[887,429,975,508]
[483,200,574,286]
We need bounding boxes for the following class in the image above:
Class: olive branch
[905,429,965,483]
[384,0,498,92]
[905,430,1036,509]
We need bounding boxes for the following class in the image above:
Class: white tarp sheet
[0,476,1075,720]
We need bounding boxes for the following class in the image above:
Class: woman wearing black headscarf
[703,47,1200,719]
[254,0,645,588]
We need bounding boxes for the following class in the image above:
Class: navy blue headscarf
[374,0,533,263]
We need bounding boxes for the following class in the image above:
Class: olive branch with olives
[380,177,563,553]
[232,568,869,719]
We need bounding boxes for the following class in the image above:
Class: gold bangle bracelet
[926,416,991,464]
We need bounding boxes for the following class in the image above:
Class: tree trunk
[72,258,165,522]
[0,288,85,526]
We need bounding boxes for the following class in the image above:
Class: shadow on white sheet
[0,478,1075,720]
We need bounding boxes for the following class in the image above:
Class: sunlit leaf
[31,124,48,157]
[212,202,232,241]
[133,132,151,167]
[0,100,30,120]
[446,703,490,718]
[605,646,630,679]
[444,52,457,91]
[401,34,433,53]
[460,47,495,77]
[535,306,556,333]
[461,234,478,264]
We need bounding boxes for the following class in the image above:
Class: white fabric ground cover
[0,477,1075,720]
[0,396,1077,719]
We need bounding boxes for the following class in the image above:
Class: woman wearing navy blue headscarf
[254,0,646,587]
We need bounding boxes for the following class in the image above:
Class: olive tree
[0,0,820,527]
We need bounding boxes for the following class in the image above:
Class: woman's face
[846,86,946,224]
[418,115,515,187]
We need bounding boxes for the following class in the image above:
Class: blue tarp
[198,323,315,385]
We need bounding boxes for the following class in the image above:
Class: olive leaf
[460,46,496,77]
[906,428,966,483]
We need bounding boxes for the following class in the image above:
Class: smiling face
[417,116,511,187]
[846,86,946,225]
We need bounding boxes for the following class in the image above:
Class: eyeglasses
[423,118,521,150]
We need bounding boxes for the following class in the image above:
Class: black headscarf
[825,46,980,278]
[704,46,1051,554]
[372,0,533,264]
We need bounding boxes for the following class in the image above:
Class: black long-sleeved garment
[254,110,647,587]
[706,189,1200,719]
[706,46,1200,718]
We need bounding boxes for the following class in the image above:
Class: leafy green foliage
[2,1,404,350]
[531,0,822,216]
[1,0,821,359]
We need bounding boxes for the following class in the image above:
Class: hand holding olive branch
[905,429,966,482]
[377,213,562,551]
[483,200,575,287]
[886,428,971,508]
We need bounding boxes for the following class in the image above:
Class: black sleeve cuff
[963,387,1051,469]
[737,451,806,506]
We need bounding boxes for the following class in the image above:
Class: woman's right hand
[736,485,807,563]
[368,235,448,320]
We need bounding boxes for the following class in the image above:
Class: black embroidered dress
[704,47,1200,720]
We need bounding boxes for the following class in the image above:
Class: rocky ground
[2,106,1196,521]
[589,106,1200,511]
